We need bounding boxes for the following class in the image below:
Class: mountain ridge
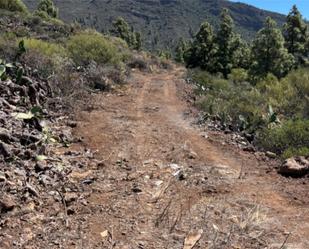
[23,0,286,50]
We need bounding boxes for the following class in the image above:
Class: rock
[96,161,105,169]
[73,136,84,143]
[169,163,181,171]
[0,194,16,213]
[0,172,6,182]
[64,193,79,205]
[14,168,27,177]
[0,129,16,143]
[143,159,154,165]
[183,229,203,249]
[100,230,110,239]
[200,132,208,139]
[188,150,198,159]
[279,157,309,177]
[132,183,142,193]
[0,142,12,158]
[26,183,40,197]
[39,174,52,186]
[266,151,277,158]
[67,207,75,215]
[243,146,255,153]
[243,132,254,142]
[59,130,74,143]
[82,179,94,185]
[19,133,41,145]
[67,120,77,128]
[35,162,49,172]
[174,170,186,181]
[240,141,247,146]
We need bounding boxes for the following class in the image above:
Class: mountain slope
[24,0,286,50]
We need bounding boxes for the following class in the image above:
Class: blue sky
[230,0,309,19]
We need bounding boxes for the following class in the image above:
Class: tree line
[176,5,309,80]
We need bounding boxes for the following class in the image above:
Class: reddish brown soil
[74,68,308,249]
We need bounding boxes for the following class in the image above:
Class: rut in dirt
[75,68,309,249]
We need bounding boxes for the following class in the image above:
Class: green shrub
[0,0,28,13]
[21,38,68,78]
[193,69,266,130]
[33,10,63,25]
[23,38,66,58]
[37,0,58,18]
[192,71,230,94]
[280,68,309,118]
[105,36,131,61]
[0,33,18,60]
[67,31,125,66]
[229,68,248,84]
[282,147,309,159]
[256,73,296,115]
[256,119,309,156]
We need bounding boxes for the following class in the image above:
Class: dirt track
[75,68,309,249]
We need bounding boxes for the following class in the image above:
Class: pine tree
[111,17,131,44]
[135,31,142,50]
[250,17,294,79]
[215,8,236,78]
[306,39,309,60]
[283,5,309,66]
[232,34,251,69]
[186,21,216,71]
[111,17,142,50]
[37,0,58,18]
[175,38,188,64]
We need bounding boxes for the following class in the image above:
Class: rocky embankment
[0,62,97,247]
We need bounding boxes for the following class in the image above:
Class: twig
[279,232,290,249]
[225,224,234,246]
[110,226,114,249]
[170,203,183,232]
[238,161,244,179]
[151,177,173,202]
[155,199,172,227]
[56,189,69,227]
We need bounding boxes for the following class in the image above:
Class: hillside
[23,0,286,50]
[1,1,309,248]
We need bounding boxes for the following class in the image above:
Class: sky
[230,0,309,19]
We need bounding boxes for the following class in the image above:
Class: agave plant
[0,59,14,80]
[267,105,280,128]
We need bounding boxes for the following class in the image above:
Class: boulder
[279,157,309,177]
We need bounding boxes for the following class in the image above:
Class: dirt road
[75,68,309,249]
